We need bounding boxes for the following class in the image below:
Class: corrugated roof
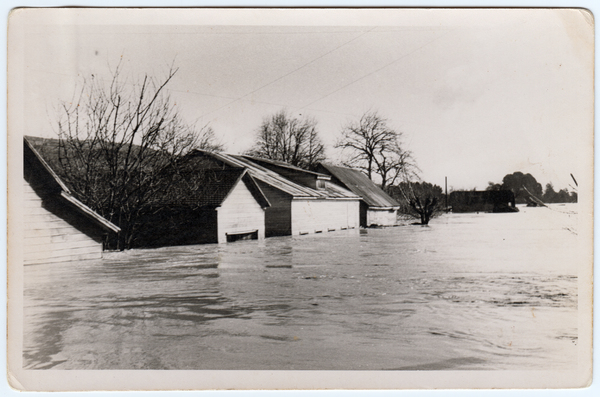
[193,151,359,200]
[318,163,400,208]
[238,155,330,179]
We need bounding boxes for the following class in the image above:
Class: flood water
[23,205,579,370]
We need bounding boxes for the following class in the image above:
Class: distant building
[23,137,120,265]
[449,190,517,213]
[316,163,400,227]
[190,151,361,237]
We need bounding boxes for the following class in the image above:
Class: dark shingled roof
[23,136,121,233]
[24,136,270,211]
[159,165,269,209]
[317,163,400,209]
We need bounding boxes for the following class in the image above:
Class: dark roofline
[240,172,271,209]
[24,136,121,234]
[24,136,72,193]
[213,168,271,209]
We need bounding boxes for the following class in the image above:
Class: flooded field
[23,205,579,370]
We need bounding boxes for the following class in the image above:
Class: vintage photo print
[6,7,594,391]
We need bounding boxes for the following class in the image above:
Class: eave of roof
[60,192,121,233]
[24,136,121,234]
[24,137,72,193]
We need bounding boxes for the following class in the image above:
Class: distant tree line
[540,182,577,203]
[487,171,576,204]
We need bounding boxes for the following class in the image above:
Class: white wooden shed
[191,151,361,237]
[23,137,120,265]
[316,163,401,227]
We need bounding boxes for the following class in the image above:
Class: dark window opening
[226,230,258,242]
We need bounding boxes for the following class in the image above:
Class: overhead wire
[196,27,378,120]
[299,30,454,111]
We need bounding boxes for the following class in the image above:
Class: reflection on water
[23,205,579,370]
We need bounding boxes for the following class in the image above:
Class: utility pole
[445,176,448,211]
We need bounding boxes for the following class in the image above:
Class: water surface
[23,205,579,370]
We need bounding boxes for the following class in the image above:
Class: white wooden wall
[291,199,359,235]
[367,209,398,227]
[217,181,266,244]
[23,181,103,265]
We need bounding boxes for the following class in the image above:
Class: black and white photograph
[6,6,594,391]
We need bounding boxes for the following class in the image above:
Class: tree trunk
[410,196,437,225]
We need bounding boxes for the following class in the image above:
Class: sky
[11,7,594,191]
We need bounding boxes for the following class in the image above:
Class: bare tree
[335,110,417,190]
[53,62,222,249]
[246,110,326,169]
[388,181,444,225]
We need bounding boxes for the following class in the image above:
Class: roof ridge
[194,150,358,199]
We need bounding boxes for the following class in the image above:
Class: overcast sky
[12,8,593,191]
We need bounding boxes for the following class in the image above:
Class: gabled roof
[24,136,269,213]
[157,165,270,209]
[192,151,360,200]
[24,137,121,233]
[318,163,400,208]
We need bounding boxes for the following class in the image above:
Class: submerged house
[134,165,270,247]
[316,163,401,227]
[23,137,120,265]
[449,190,517,213]
[25,136,271,249]
[189,151,361,237]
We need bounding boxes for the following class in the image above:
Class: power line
[196,27,378,120]
[300,30,454,110]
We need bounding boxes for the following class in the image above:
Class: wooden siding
[217,180,266,244]
[366,208,398,227]
[291,199,359,235]
[23,181,104,265]
[256,181,292,237]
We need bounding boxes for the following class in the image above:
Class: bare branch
[336,110,417,188]
[246,109,326,169]
[52,62,219,250]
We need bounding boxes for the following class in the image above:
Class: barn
[190,151,361,237]
[134,166,270,247]
[23,137,120,265]
[316,163,400,227]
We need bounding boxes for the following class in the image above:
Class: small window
[226,230,258,242]
[316,180,326,189]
